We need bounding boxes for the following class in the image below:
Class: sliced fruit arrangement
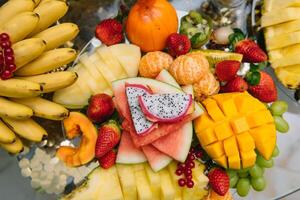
[262,0,300,89]
[53,43,141,108]
[0,0,80,154]
[61,160,209,200]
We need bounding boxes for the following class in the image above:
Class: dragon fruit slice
[125,83,157,135]
[138,93,194,122]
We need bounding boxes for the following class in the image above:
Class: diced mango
[197,128,217,146]
[240,150,257,168]
[228,154,241,169]
[204,142,224,158]
[214,122,234,141]
[194,113,215,133]
[236,132,255,152]
[250,124,276,143]
[256,136,276,160]
[230,117,249,134]
[202,99,225,121]
[223,136,239,156]
[216,98,238,117]
[214,155,228,168]
[247,110,274,128]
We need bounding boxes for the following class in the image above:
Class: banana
[0,136,23,154]
[15,48,77,76]
[0,12,39,44]
[0,0,35,26]
[0,120,16,144]
[29,0,68,36]
[11,97,69,120]
[13,38,46,69]
[17,71,78,93]
[0,78,42,98]
[33,23,79,51]
[0,97,33,119]
[2,117,48,142]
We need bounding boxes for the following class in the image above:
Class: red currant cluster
[0,33,16,80]
[175,147,203,188]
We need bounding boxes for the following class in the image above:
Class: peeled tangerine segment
[195,92,276,169]
[139,93,194,122]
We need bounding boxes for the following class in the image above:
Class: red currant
[7,64,16,72]
[4,48,14,56]
[186,180,194,188]
[5,55,14,65]
[190,148,195,153]
[178,178,186,187]
[185,174,192,180]
[195,151,203,159]
[1,70,12,79]
[175,169,183,176]
[1,41,11,49]
[177,163,186,170]
[188,155,195,161]
[187,161,195,168]
[0,33,9,41]
[185,168,192,176]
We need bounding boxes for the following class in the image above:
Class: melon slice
[142,144,172,172]
[108,44,141,77]
[156,69,180,89]
[116,131,147,164]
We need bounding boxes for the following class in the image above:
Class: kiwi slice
[194,50,243,68]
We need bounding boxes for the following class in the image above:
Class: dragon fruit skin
[125,83,157,135]
[138,93,194,123]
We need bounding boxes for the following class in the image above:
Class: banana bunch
[0,0,79,154]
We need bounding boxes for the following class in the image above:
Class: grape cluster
[0,33,16,80]
[175,148,202,188]
[227,146,280,197]
[269,101,289,133]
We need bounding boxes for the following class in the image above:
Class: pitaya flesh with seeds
[138,93,194,123]
[125,83,157,135]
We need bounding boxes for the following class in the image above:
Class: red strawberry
[221,76,248,93]
[95,120,121,158]
[215,60,241,81]
[166,33,191,57]
[98,150,116,169]
[95,19,124,46]
[235,39,267,63]
[208,168,230,196]
[248,71,277,103]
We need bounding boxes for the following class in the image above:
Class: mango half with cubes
[195,92,276,170]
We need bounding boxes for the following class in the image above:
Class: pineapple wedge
[116,164,138,200]
[264,0,300,14]
[133,164,153,200]
[96,46,128,79]
[145,164,161,200]
[167,162,183,200]
[275,65,300,89]
[265,30,300,50]
[159,168,176,200]
[265,19,300,38]
[261,7,300,27]
[268,43,300,61]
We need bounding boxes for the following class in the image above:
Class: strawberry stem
[228,28,245,50]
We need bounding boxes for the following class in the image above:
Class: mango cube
[214,122,234,140]
[202,99,225,121]
[204,142,224,158]
[240,150,257,168]
[214,155,228,168]
[236,132,255,152]
[194,113,215,132]
[223,136,239,156]
[197,128,217,146]
[247,110,274,128]
[228,154,241,169]
[217,98,238,117]
[230,117,249,134]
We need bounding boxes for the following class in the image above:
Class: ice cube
[31,171,40,179]
[19,158,30,169]
[44,164,54,172]
[21,168,32,177]
[40,180,51,188]
[30,180,40,189]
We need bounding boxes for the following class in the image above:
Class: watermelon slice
[116,131,147,164]
[142,144,172,172]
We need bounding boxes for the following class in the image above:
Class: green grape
[270,101,288,116]
[226,169,238,178]
[238,171,249,178]
[261,167,265,174]
[249,164,263,178]
[230,176,239,188]
[251,177,267,191]
[237,178,250,197]
[274,116,289,133]
[272,146,280,157]
[256,155,274,168]
[238,168,249,173]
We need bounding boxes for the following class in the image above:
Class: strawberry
[221,76,248,93]
[235,39,267,63]
[98,150,117,169]
[95,19,124,46]
[208,168,230,196]
[215,60,241,81]
[166,33,191,57]
[95,120,121,158]
[248,71,277,103]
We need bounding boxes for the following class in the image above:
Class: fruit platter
[0,0,299,199]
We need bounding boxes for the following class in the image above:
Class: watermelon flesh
[141,144,172,172]
[116,131,147,164]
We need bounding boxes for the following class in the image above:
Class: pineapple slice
[271,54,300,68]
[159,168,176,200]
[262,7,300,27]
[116,164,138,200]
[145,164,161,200]
[167,162,183,200]
[133,164,153,200]
[96,46,128,79]
[268,43,300,61]
[275,65,300,89]
[265,19,300,39]
[264,0,300,14]
[265,30,300,50]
